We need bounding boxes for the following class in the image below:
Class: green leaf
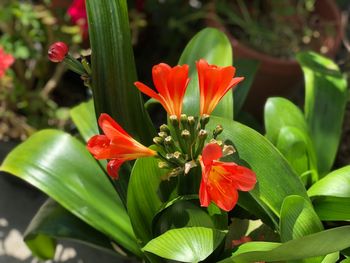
[297,52,348,175]
[0,130,141,256]
[127,157,164,246]
[143,227,226,263]
[153,199,225,237]
[24,199,115,260]
[279,195,323,243]
[312,196,350,221]
[86,0,154,144]
[70,99,98,142]
[234,59,260,116]
[308,166,350,198]
[321,253,339,263]
[208,116,308,227]
[264,97,318,182]
[179,28,234,119]
[264,97,308,145]
[276,126,317,183]
[308,166,350,221]
[220,226,350,262]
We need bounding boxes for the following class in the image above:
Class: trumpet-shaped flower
[0,47,14,78]
[199,143,256,211]
[197,59,244,116]
[87,114,156,179]
[134,63,189,120]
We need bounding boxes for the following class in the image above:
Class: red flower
[67,0,88,38]
[199,143,256,211]
[0,47,14,78]
[197,59,244,116]
[134,63,189,120]
[48,42,69,62]
[87,114,156,179]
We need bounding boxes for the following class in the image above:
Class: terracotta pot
[208,0,343,119]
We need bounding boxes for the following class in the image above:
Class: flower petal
[98,113,129,139]
[201,143,223,166]
[86,135,111,159]
[107,159,124,179]
[224,163,257,191]
[199,179,210,207]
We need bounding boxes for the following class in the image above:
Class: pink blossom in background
[0,47,14,78]
[67,0,88,38]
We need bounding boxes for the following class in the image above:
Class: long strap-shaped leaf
[0,130,141,256]
[219,226,350,262]
[24,198,116,260]
[297,52,347,176]
[86,0,155,144]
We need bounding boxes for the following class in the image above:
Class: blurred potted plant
[0,0,84,146]
[209,0,343,118]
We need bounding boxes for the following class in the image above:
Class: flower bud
[153,136,164,145]
[213,124,223,138]
[200,114,210,128]
[158,131,168,138]
[48,42,69,62]
[169,115,179,127]
[160,124,170,134]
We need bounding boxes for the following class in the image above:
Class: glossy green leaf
[297,52,348,175]
[312,196,350,221]
[208,116,308,227]
[86,0,154,144]
[220,226,350,262]
[321,253,339,263]
[143,227,226,263]
[24,199,115,260]
[0,130,141,256]
[179,28,233,119]
[153,199,226,237]
[264,97,318,182]
[276,126,318,183]
[308,166,350,221]
[70,99,98,142]
[234,59,260,116]
[127,157,164,246]
[264,97,308,145]
[279,195,323,243]
[308,166,350,198]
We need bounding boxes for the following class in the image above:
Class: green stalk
[86,0,155,145]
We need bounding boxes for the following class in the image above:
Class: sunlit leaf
[220,226,350,262]
[0,130,141,256]
[143,227,226,262]
[297,52,347,175]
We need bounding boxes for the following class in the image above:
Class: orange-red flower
[197,59,244,116]
[87,114,156,179]
[199,143,256,211]
[134,63,189,120]
[0,46,14,78]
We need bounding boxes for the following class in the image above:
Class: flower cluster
[86,59,256,211]
[0,46,14,78]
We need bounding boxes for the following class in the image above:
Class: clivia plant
[1,1,350,262]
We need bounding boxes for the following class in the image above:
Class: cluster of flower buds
[48,42,91,88]
[153,113,227,179]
